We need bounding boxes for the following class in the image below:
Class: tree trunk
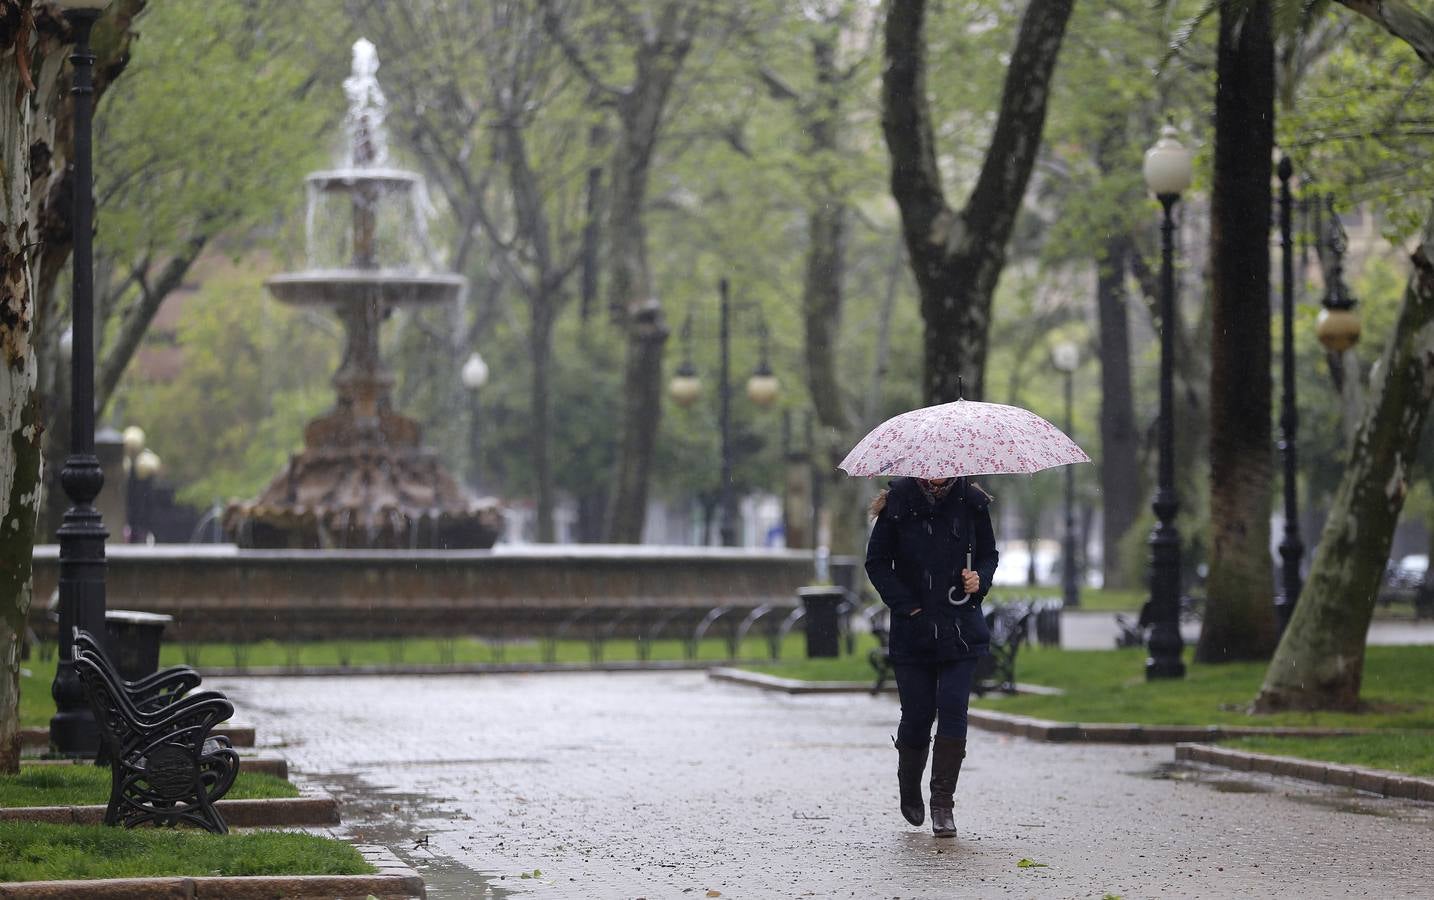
[803,32,849,437]
[1255,210,1434,711]
[531,299,556,543]
[602,34,690,542]
[1,1,60,774]
[881,0,1075,403]
[1197,1,1277,663]
[1095,237,1140,589]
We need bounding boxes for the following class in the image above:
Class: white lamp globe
[134,448,162,480]
[461,352,489,390]
[745,371,780,408]
[1143,124,1194,197]
[121,426,146,458]
[1051,341,1080,373]
[669,372,702,407]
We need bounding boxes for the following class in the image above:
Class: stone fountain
[225,40,501,550]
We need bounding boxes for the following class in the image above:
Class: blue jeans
[893,657,979,745]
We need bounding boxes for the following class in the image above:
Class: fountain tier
[225,38,500,550]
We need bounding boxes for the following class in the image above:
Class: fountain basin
[306,167,421,192]
[266,270,465,307]
[28,545,816,643]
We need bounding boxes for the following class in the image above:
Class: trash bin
[104,610,174,681]
[798,585,843,658]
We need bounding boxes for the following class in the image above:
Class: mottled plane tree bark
[1255,1,1434,712]
[881,0,1076,404]
[1197,0,1278,663]
[1,1,103,774]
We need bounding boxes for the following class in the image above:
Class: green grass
[988,586,1145,612]
[0,765,297,808]
[18,633,813,728]
[0,822,373,882]
[1224,733,1434,777]
[977,646,1434,730]
[749,644,1434,731]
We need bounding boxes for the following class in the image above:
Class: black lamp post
[461,351,489,494]
[1274,156,1304,635]
[121,426,160,544]
[1141,124,1193,681]
[1051,341,1081,609]
[669,279,779,547]
[50,0,112,756]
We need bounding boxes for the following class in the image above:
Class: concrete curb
[1175,743,1434,802]
[21,724,255,752]
[706,675,1376,744]
[966,708,1374,743]
[196,659,725,677]
[707,667,1062,697]
[0,873,424,898]
[21,755,289,780]
[0,795,340,827]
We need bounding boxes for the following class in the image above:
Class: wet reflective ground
[216,672,1434,899]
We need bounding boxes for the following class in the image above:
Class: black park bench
[72,628,240,834]
[869,602,1035,697]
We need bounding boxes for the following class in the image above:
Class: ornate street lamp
[50,0,113,755]
[1314,198,1362,355]
[1051,341,1081,609]
[1274,157,1304,635]
[1140,124,1192,680]
[668,279,780,546]
[461,351,489,493]
[121,426,159,543]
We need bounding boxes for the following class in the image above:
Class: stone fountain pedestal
[225,40,501,550]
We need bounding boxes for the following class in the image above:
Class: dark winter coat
[865,477,999,664]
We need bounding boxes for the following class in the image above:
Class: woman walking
[865,475,999,838]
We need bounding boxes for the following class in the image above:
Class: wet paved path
[214,672,1434,899]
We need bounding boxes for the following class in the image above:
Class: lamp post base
[47,698,100,758]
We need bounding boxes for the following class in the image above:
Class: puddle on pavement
[1207,779,1273,794]
[317,770,525,898]
[1139,762,1430,822]
[1285,792,1402,819]
[1140,762,1271,793]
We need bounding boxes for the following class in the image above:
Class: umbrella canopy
[839,399,1090,479]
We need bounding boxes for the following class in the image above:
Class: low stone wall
[30,544,814,643]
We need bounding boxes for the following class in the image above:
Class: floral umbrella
[838,398,1090,479]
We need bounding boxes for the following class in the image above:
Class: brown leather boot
[893,736,929,826]
[928,736,966,838]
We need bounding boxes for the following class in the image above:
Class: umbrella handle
[948,548,974,606]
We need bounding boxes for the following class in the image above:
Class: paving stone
[1323,765,1358,788]
[209,671,1434,899]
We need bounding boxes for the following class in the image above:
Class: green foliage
[95,0,343,266]
[0,822,372,882]
[116,264,338,507]
[0,766,296,808]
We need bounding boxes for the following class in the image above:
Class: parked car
[1380,554,1429,606]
